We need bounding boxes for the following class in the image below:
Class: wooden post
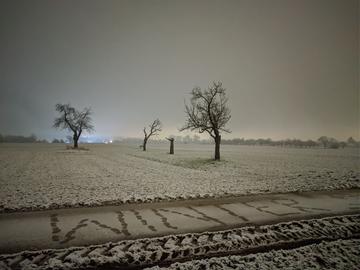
[166,137,174,154]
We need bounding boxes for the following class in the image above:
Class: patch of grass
[174,158,228,169]
[128,152,228,170]
[66,145,89,151]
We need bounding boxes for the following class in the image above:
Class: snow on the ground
[0,214,359,269]
[147,239,360,270]
[0,143,359,212]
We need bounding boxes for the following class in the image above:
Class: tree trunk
[214,135,221,160]
[73,137,78,148]
[143,138,147,151]
[73,131,80,148]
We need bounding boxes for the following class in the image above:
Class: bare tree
[142,119,162,151]
[180,82,231,160]
[53,103,94,148]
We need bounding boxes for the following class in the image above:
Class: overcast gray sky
[0,0,359,140]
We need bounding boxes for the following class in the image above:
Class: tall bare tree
[53,103,94,148]
[180,82,231,160]
[142,119,162,151]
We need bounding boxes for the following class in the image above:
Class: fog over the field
[0,0,359,141]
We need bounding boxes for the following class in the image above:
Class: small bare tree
[142,119,162,151]
[53,103,94,149]
[180,82,231,160]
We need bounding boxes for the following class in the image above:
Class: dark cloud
[0,0,358,140]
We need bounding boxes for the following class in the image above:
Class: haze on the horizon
[0,0,359,141]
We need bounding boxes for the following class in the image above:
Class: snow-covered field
[0,143,359,212]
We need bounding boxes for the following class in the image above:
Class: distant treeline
[1,133,359,149]
[221,136,359,149]
[0,134,48,143]
[116,135,359,149]
[163,135,359,149]
[114,135,207,145]
[0,134,67,144]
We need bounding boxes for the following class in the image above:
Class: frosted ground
[147,239,360,270]
[0,143,359,212]
[1,214,359,269]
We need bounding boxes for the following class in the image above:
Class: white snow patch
[0,143,359,212]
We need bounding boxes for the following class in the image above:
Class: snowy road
[0,189,359,254]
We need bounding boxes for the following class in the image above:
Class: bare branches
[77,107,94,133]
[53,103,94,148]
[148,119,162,137]
[53,104,76,132]
[144,119,162,139]
[142,119,162,151]
[180,82,231,160]
[54,104,94,132]
[180,82,231,138]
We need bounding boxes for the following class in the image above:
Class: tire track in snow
[3,214,359,270]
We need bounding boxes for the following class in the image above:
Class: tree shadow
[174,158,228,169]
